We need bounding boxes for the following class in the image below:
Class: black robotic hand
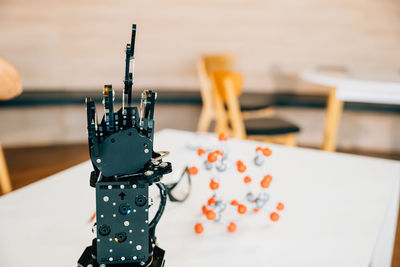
[85,25,170,181]
[78,25,171,267]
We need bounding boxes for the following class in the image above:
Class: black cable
[149,182,167,243]
[166,166,192,202]
[148,167,192,243]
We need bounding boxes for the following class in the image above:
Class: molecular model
[188,133,285,234]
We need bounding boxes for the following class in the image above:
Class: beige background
[0,0,399,93]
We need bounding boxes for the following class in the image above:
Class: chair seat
[244,117,300,136]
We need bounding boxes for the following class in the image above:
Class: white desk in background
[300,69,400,152]
[0,129,399,267]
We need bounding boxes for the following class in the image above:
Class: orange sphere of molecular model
[262,147,272,156]
[207,197,217,206]
[270,212,280,222]
[194,223,204,234]
[188,166,198,175]
[243,176,252,183]
[205,210,216,220]
[202,205,207,214]
[197,148,206,156]
[260,180,270,188]
[237,204,247,214]
[260,175,272,188]
[207,152,218,163]
[276,202,285,211]
[227,222,237,232]
[263,174,272,183]
[209,180,219,190]
[236,160,247,173]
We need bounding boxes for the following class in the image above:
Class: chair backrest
[202,54,236,76]
[0,57,22,100]
[196,54,236,132]
[211,70,247,139]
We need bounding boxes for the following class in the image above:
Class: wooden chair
[0,142,12,194]
[0,57,22,194]
[196,54,275,132]
[211,70,300,146]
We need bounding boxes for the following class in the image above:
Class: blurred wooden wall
[0,0,399,93]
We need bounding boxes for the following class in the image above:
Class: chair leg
[322,87,344,152]
[197,108,213,132]
[282,134,297,147]
[0,142,12,194]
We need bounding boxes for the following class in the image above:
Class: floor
[2,143,400,266]
[4,144,89,190]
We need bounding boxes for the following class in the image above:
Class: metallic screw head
[160,162,167,168]
[145,170,153,176]
[96,158,101,163]
[144,148,149,153]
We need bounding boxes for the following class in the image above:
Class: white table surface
[0,129,399,267]
[300,70,400,105]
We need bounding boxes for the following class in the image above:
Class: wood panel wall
[0,0,399,93]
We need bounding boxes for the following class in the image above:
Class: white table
[300,69,400,151]
[0,129,399,267]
